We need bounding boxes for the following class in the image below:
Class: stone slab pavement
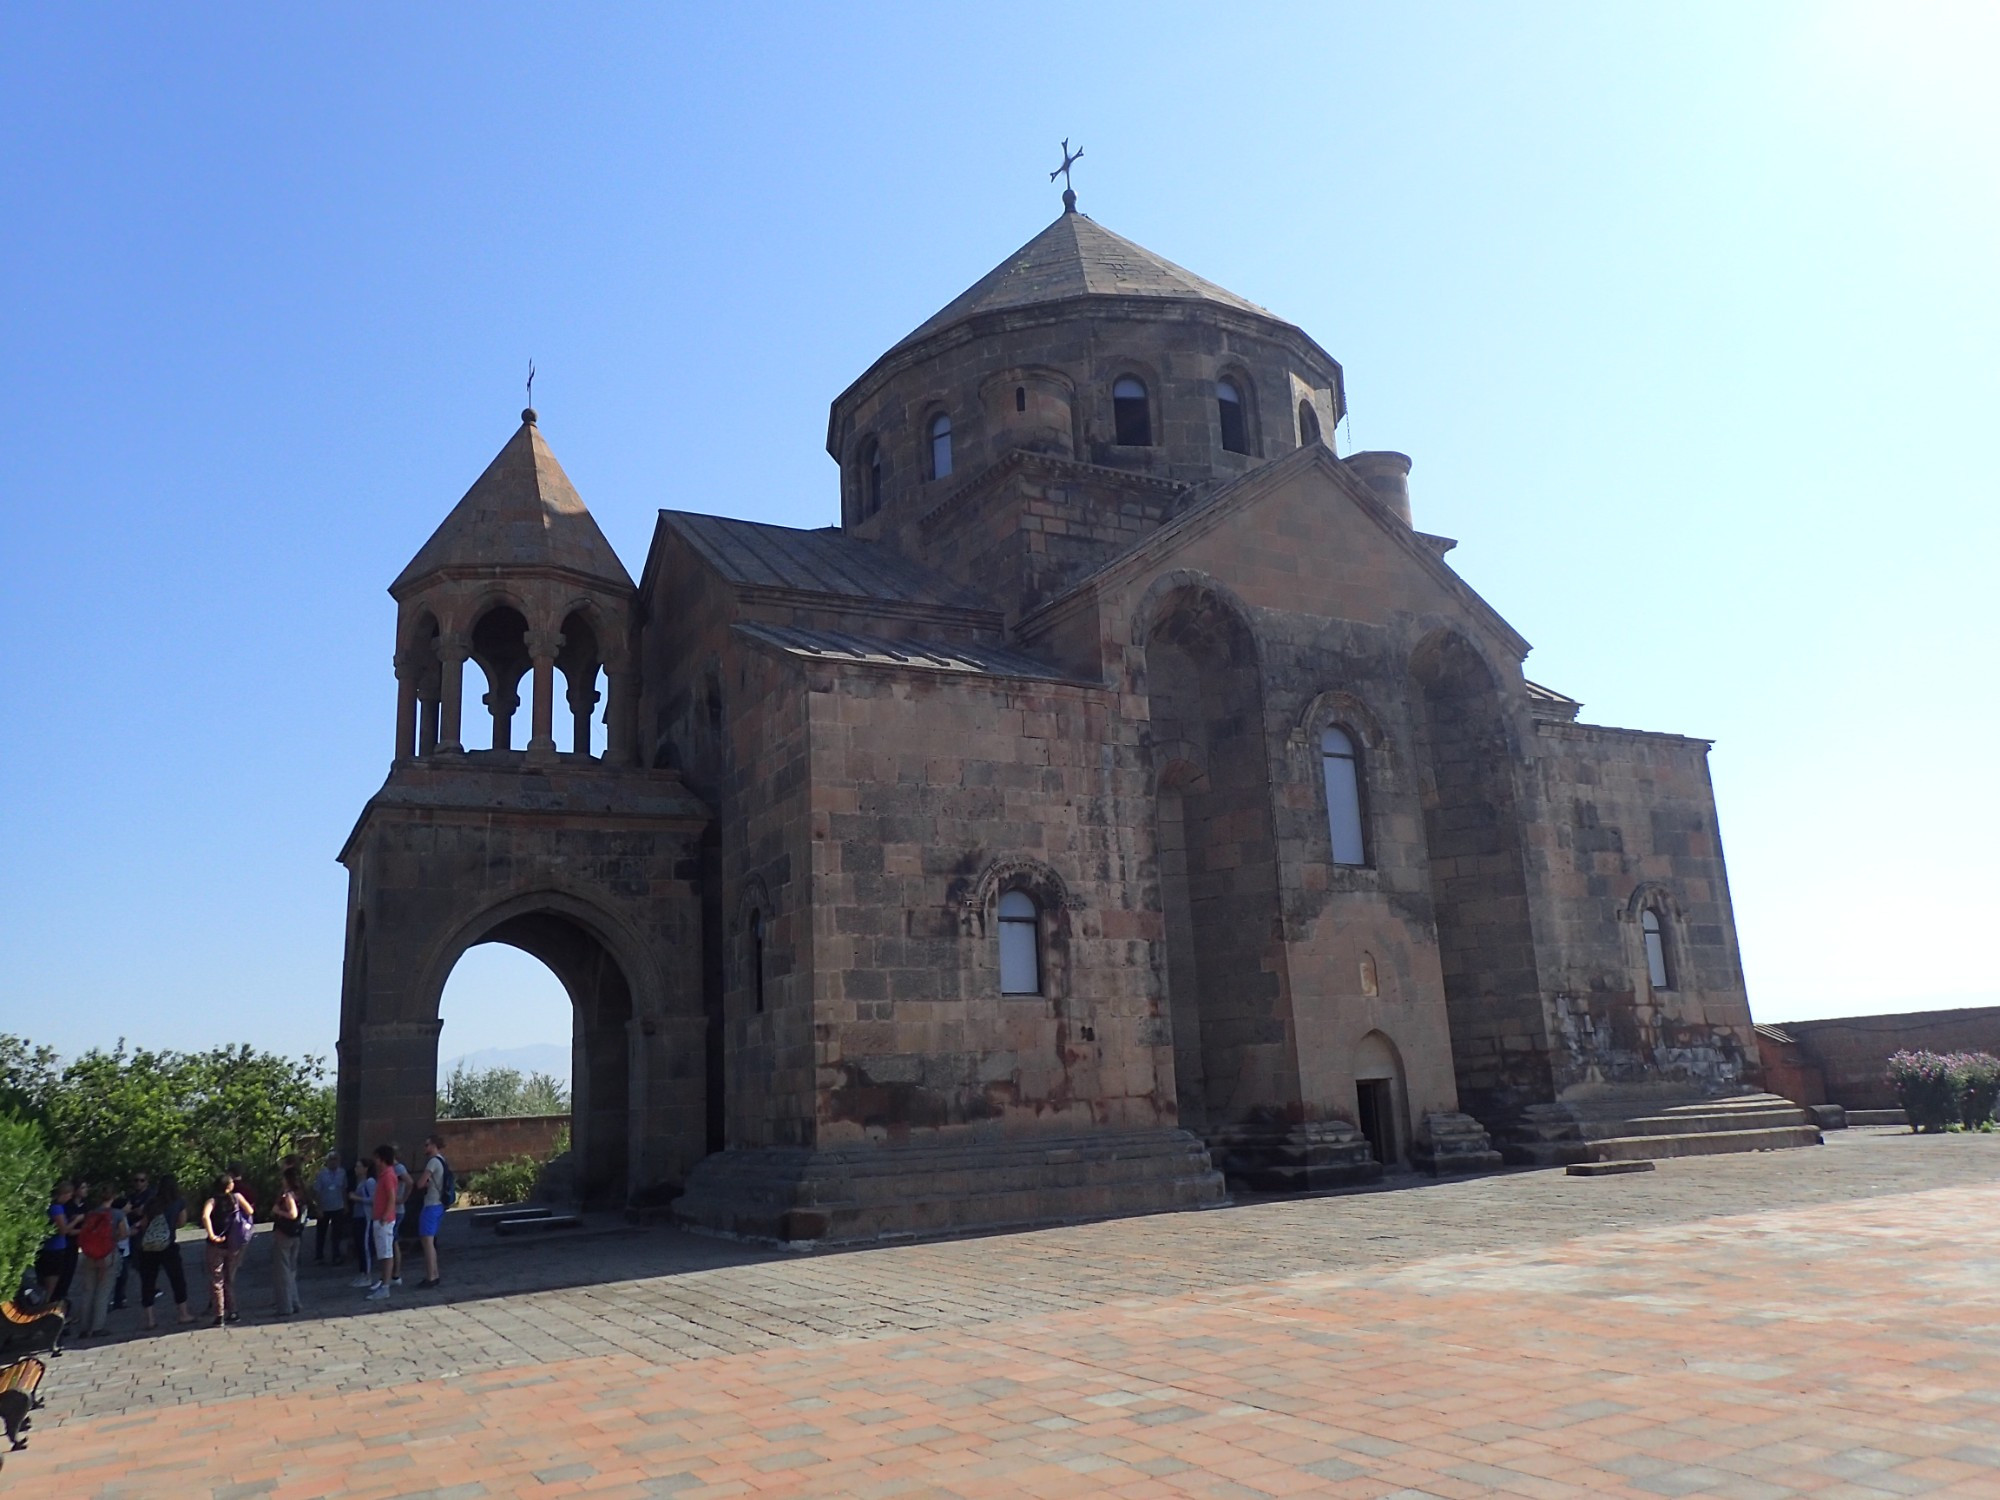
[6,1128,2000,1497]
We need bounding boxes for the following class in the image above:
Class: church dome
[885,208,1279,358]
[828,204,1345,532]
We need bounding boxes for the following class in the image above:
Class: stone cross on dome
[1049,138,1083,213]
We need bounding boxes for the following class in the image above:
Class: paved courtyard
[9,1128,2000,1498]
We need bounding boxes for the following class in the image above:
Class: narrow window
[1015,385,1027,413]
[858,437,883,518]
[750,910,766,1012]
[998,889,1041,994]
[1321,726,1366,865]
[1112,376,1151,446]
[1298,399,1322,446]
[1217,379,1248,454]
[928,413,953,480]
[1642,909,1671,990]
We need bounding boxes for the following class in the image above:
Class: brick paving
[7,1128,2000,1497]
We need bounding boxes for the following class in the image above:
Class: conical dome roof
[392,413,634,597]
[889,208,1275,356]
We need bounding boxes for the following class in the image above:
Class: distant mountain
[439,1043,571,1086]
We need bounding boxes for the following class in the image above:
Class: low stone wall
[1763,1008,2000,1110]
[434,1114,570,1175]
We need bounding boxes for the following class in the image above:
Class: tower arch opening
[469,603,531,752]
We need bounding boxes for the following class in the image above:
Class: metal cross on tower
[1050,139,1083,212]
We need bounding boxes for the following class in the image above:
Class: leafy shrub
[437,1064,570,1120]
[1888,1051,1961,1132]
[464,1154,543,1206]
[1954,1053,2000,1129]
[0,1113,57,1294]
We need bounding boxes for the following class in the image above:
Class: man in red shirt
[365,1145,399,1301]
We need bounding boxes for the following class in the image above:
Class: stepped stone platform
[673,1127,1226,1245]
[1503,1091,1822,1166]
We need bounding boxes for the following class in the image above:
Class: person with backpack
[269,1165,305,1316]
[71,1183,127,1338]
[413,1134,453,1289]
[200,1171,253,1327]
[134,1172,193,1331]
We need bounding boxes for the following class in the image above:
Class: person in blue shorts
[414,1134,449,1289]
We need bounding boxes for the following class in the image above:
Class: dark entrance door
[1356,1079,1395,1166]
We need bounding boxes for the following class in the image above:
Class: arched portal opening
[1144,586,1288,1135]
[432,908,636,1206]
[1410,631,1544,1119]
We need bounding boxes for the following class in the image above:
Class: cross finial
[1049,138,1083,213]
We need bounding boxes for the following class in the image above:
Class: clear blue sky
[4,4,1994,1068]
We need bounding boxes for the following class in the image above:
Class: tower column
[605,662,641,767]
[393,656,419,761]
[436,634,469,754]
[526,629,563,762]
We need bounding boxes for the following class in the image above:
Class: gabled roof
[889,208,1274,355]
[733,623,1081,684]
[1526,680,1583,722]
[1015,442,1533,664]
[393,414,633,596]
[657,510,985,611]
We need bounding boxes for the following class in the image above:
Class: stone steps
[1505,1092,1822,1167]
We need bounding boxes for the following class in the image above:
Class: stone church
[336,192,1814,1243]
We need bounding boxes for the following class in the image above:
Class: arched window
[928,412,953,480]
[997,889,1041,995]
[1298,399,1322,447]
[1015,385,1027,413]
[857,437,883,518]
[1641,909,1672,991]
[1217,379,1249,454]
[749,909,767,1012]
[1320,726,1366,865]
[1112,376,1151,446]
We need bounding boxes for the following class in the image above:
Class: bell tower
[387,407,640,765]
[334,409,713,1209]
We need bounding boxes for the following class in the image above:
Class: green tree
[438,1064,570,1119]
[7,1036,332,1213]
[0,1034,58,1124]
[0,1113,57,1293]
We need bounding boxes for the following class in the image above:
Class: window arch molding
[1290,689,1395,769]
[1216,366,1257,455]
[1623,884,1687,995]
[956,855,1080,924]
[1104,361,1161,449]
[924,407,954,482]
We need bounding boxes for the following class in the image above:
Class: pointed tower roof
[392,411,634,597]
[889,208,1275,356]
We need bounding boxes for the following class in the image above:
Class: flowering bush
[1887,1051,1958,1132]
[1954,1053,2000,1129]
[1886,1050,2000,1132]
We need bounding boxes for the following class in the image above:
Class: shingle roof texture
[733,623,1072,682]
[892,210,1275,355]
[394,417,633,593]
[660,511,984,610]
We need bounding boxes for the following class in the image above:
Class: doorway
[1356,1079,1395,1166]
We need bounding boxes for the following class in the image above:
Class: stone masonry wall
[1528,722,1756,1100]
[798,659,1174,1145]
